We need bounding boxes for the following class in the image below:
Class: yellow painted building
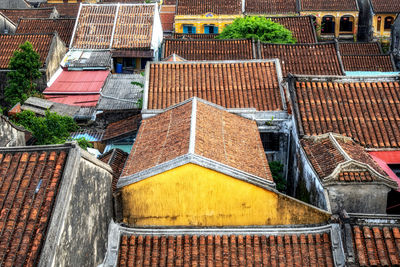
[174,13,243,34]
[300,11,359,39]
[117,98,330,227]
[371,14,396,40]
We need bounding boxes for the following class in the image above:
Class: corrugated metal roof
[370,152,400,191]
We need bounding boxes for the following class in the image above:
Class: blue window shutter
[215,26,218,33]
[204,26,209,34]
[193,26,196,33]
[183,26,188,33]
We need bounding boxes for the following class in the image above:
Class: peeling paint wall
[0,16,16,34]
[0,116,26,147]
[45,35,67,82]
[121,163,330,226]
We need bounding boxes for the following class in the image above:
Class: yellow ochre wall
[372,14,396,40]
[174,14,243,34]
[121,163,330,226]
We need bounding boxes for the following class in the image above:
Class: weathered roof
[0,145,70,266]
[269,16,317,43]
[172,33,218,39]
[145,60,284,111]
[39,3,80,18]
[370,0,400,13]
[103,114,141,141]
[0,33,54,69]
[0,8,56,24]
[160,5,175,32]
[245,0,298,14]
[260,42,344,76]
[71,3,156,50]
[122,98,273,185]
[341,55,395,72]
[63,50,112,69]
[300,0,358,11]
[162,39,256,60]
[176,0,241,15]
[21,97,80,117]
[97,73,144,110]
[99,148,129,192]
[338,42,382,55]
[301,133,396,187]
[0,115,30,147]
[291,76,400,148]
[101,223,344,267]
[16,18,75,46]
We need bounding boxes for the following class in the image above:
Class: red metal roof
[44,70,109,94]
[44,94,100,107]
[369,151,400,191]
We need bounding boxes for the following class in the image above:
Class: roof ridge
[328,133,352,161]
[188,97,197,154]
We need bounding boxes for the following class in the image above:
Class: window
[340,16,354,32]
[389,164,400,178]
[310,15,317,29]
[377,16,382,32]
[141,58,150,69]
[260,133,280,151]
[183,25,196,34]
[384,16,394,31]
[204,25,218,34]
[321,16,335,34]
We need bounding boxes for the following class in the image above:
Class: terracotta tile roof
[40,3,80,18]
[0,147,69,266]
[172,33,218,39]
[99,148,128,192]
[103,114,141,141]
[16,18,76,46]
[118,231,334,266]
[269,16,317,43]
[292,78,400,148]
[0,33,54,69]
[300,0,358,11]
[122,98,273,182]
[260,43,344,76]
[339,42,382,55]
[245,0,298,14]
[301,133,391,184]
[71,4,155,50]
[163,0,177,5]
[352,225,400,266]
[162,39,255,60]
[176,0,241,15]
[146,60,284,111]
[342,55,395,72]
[370,0,400,13]
[0,8,55,24]
[160,5,175,32]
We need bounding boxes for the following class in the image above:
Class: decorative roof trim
[109,3,120,49]
[328,133,352,161]
[69,2,82,48]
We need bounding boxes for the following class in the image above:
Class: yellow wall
[300,11,359,39]
[174,14,243,34]
[372,14,396,40]
[121,163,330,226]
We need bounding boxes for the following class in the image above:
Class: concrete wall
[357,0,373,41]
[39,147,113,267]
[45,35,67,82]
[327,184,391,214]
[0,115,26,147]
[121,163,330,226]
[0,16,16,34]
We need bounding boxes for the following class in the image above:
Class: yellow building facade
[174,13,243,34]
[372,14,396,40]
[120,164,330,226]
[300,11,359,39]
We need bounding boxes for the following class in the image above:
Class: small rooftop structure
[20,96,80,117]
[62,50,112,70]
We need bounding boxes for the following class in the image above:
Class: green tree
[14,110,79,145]
[5,41,42,107]
[269,161,286,192]
[217,16,296,44]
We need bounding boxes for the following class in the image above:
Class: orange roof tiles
[342,55,395,72]
[40,3,80,18]
[103,114,141,141]
[122,98,273,182]
[269,16,317,43]
[71,4,155,50]
[176,0,241,15]
[0,147,69,266]
[260,43,344,76]
[245,0,298,14]
[118,232,334,266]
[172,33,218,39]
[163,39,255,60]
[339,42,382,55]
[300,0,358,11]
[370,0,400,13]
[0,33,54,69]
[160,5,175,32]
[0,8,55,24]
[16,18,75,46]
[99,148,128,192]
[146,60,284,111]
[293,78,400,148]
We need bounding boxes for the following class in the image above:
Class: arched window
[340,15,354,32]
[310,15,317,29]
[377,16,382,31]
[321,16,335,34]
[384,16,394,31]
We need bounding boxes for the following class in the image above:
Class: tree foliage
[74,137,94,150]
[269,161,286,192]
[14,110,79,145]
[5,41,42,107]
[217,16,296,43]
